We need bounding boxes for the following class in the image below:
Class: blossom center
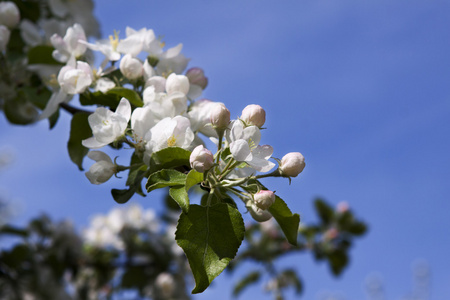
[167,135,177,147]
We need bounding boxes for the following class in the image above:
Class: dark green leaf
[106,87,143,107]
[146,169,186,192]
[79,91,121,109]
[67,112,91,170]
[268,195,300,246]
[232,271,261,297]
[327,249,349,276]
[126,153,147,197]
[112,187,136,204]
[279,269,303,294]
[12,0,40,22]
[176,203,245,293]
[3,96,38,125]
[347,221,368,236]
[314,198,335,225]
[27,45,62,65]
[149,147,191,173]
[0,225,28,237]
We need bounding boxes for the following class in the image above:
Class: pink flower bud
[185,67,208,89]
[280,152,305,177]
[190,145,214,172]
[240,104,266,128]
[253,190,276,210]
[210,103,230,130]
[247,201,272,222]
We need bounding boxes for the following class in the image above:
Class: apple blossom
[143,116,195,164]
[155,273,175,298]
[144,75,166,92]
[58,61,93,94]
[117,27,162,57]
[246,200,273,222]
[50,23,87,63]
[210,103,230,131]
[253,190,276,210]
[119,54,143,80]
[186,67,208,89]
[228,121,275,172]
[0,2,20,28]
[156,43,189,76]
[240,104,266,128]
[279,152,305,177]
[188,99,223,137]
[165,73,190,95]
[85,151,117,185]
[190,145,214,173]
[82,98,131,149]
[0,25,10,52]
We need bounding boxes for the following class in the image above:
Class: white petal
[230,140,252,162]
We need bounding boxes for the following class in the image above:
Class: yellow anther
[109,30,120,50]
[167,135,177,147]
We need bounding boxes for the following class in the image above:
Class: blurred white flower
[50,23,87,63]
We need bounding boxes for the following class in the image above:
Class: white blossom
[85,151,116,185]
[143,116,194,164]
[253,190,276,210]
[82,98,131,149]
[246,200,272,222]
[50,23,87,63]
[228,121,275,172]
[116,27,162,57]
[58,61,93,94]
[119,54,143,80]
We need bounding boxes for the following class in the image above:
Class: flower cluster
[2,15,307,292]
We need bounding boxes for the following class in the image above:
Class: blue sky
[1,0,450,299]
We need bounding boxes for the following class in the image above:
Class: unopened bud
[210,103,230,130]
[253,190,276,210]
[0,2,20,28]
[247,201,272,222]
[240,104,265,128]
[279,152,305,177]
[166,73,190,95]
[186,67,208,89]
[119,54,143,80]
[190,145,214,173]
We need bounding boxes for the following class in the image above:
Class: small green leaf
[146,169,186,192]
[327,249,349,276]
[126,153,147,197]
[149,147,191,173]
[27,45,62,65]
[268,195,300,246]
[106,87,143,107]
[67,112,92,170]
[176,203,245,294]
[3,96,39,125]
[111,187,136,204]
[232,271,261,297]
[314,198,335,225]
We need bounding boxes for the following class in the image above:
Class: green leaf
[232,271,261,297]
[176,203,245,293]
[314,198,335,225]
[169,170,203,212]
[106,87,143,107]
[67,112,92,170]
[327,249,349,276]
[79,91,121,109]
[148,147,191,173]
[268,195,300,246]
[126,153,147,197]
[111,187,136,204]
[347,221,368,236]
[27,45,62,65]
[146,169,186,192]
